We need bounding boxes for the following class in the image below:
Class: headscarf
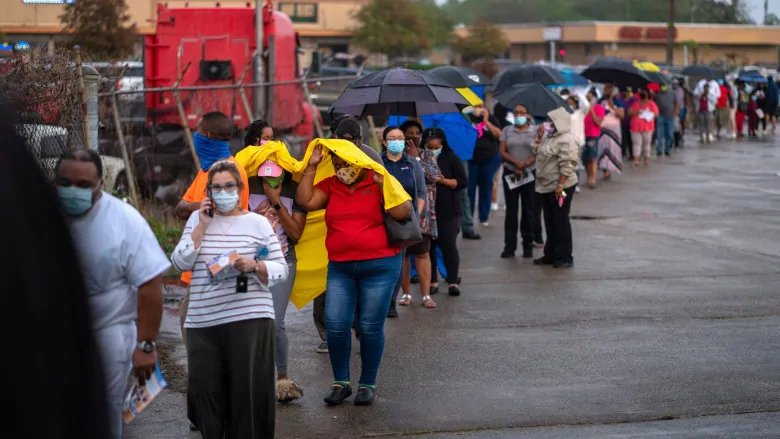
[234,140,299,176]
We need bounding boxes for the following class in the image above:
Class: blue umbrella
[557,69,590,87]
[470,85,486,100]
[387,112,478,161]
[738,73,767,83]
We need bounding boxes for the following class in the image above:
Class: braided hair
[244,119,272,147]
[420,127,452,153]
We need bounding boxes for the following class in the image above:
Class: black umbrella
[495,83,572,118]
[328,67,470,118]
[428,65,492,88]
[493,65,568,93]
[645,71,670,85]
[681,65,724,80]
[580,57,651,89]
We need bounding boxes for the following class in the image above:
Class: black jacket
[434,149,468,218]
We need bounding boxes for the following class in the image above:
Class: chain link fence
[98,74,358,205]
[0,47,91,181]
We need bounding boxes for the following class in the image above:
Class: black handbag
[380,162,423,248]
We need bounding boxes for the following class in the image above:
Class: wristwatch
[272,203,282,211]
[137,341,156,353]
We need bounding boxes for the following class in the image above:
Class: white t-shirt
[171,212,288,328]
[69,194,171,330]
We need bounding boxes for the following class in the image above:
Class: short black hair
[330,114,352,135]
[382,125,402,140]
[199,111,232,140]
[559,88,570,95]
[400,119,423,135]
[55,148,103,178]
[245,118,271,147]
[335,118,362,142]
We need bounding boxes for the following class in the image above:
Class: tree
[59,0,137,60]
[766,13,780,25]
[416,0,455,48]
[352,0,432,58]
[451,20,509,63]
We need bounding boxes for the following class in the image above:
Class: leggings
[271,261,296,375]
[429,215,460,284]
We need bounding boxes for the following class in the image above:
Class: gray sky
[434,0,780,24]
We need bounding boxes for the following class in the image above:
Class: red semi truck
[144,1,317,153]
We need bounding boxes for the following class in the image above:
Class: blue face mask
[57,186,95,216]
[193,132,231,172]
[430,149,442,157]
[386,140,405,154]
[514,116,528,126]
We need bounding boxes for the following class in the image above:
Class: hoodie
[532,107,579,193]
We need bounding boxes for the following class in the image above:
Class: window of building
[278,2,318,24]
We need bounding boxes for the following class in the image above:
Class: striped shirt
[171,212,288,328]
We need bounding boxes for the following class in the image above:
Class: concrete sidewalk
[124,137,780,438]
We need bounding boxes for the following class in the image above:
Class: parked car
[89,61,146,127]
[21,124,127,195]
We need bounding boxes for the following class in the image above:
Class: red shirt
[583,103,605,139]
[716,85,729,108]
[699,95,709,113]
[629,100,659,133]
[316,171,400,262]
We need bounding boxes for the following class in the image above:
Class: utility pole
[764,0,769,24]
[253,0,265,120]
[666,0,675,66]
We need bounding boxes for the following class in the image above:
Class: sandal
[422,295,437,308]
[398,294,412,306]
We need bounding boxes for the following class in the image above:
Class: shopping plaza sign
[619,26,677,40]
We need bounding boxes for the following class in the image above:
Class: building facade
[1,0,364,64]
[502,21,780,66]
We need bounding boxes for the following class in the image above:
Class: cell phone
[236,274,248,293]
[206,188,214,218]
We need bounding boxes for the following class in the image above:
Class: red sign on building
[619,26,677,40]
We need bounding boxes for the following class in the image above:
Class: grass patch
[137,201,184,276]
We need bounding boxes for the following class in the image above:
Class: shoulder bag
[380,164,422,248]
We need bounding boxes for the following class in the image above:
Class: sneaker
[316,342,328,353]
[553,260,574,268]
[500,250,515,258]
[480,221,489,227]
[324,384,353,406]
[354,386,375,406]
[490,202,499,211]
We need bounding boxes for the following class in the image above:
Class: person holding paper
[54,148,170,439]
[628,89,659,167]
[499,104,539,259]
[171,159,289,438]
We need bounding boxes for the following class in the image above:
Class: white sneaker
[480,221,489,227]
[490,202,499,211]
[708,134,715,143]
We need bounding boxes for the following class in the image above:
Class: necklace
[215,214,237,236]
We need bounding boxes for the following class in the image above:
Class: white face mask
[212,190,239,212]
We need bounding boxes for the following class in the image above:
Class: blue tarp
[738,74,768,83]
[387,112,477,161]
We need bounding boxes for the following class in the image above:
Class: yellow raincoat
[234,138,411,309]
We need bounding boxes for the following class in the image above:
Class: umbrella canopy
[644,71,670,85]
[387,113,478,161]
[738,73,768,83]
[493,65,568,93]
[557,69,590,87]
[495,83,572,118]
[428,66,492,88]
[633,61,661,72]
[580,57,651,89]
[681,65,724,80]
[329,67,470,118]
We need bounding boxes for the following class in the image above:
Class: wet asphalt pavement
[124,135,780,438]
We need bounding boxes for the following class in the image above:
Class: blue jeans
[325,254,403,386]
[468,154,501,223]
[657,116,675,154]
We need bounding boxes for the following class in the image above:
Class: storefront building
[503,21,780,66]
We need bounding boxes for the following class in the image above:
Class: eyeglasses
[386,136,405,141]
[208,182,238,192]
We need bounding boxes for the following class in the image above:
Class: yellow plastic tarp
[633,61,661,72]
[236,138,411,309]
[234,140,300,176]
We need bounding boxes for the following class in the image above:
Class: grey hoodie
[532,107,579,193]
